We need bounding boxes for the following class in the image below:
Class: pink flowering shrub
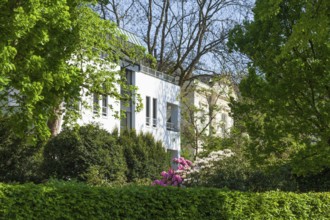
[152,157,193,187]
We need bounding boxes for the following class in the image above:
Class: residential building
[181,75,236,153]
[77,63,181,158]
[3,28,181,158]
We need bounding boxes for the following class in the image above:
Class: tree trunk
[47,103,63,137]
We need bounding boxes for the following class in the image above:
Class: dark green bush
[42,124,127,183]
[0,118,43,183]
[190,150,330,192]
[296,168,330,192]
[0,182,329,219]
[42,125,169,185]
[118,129,170,182]
[189,152,302,192]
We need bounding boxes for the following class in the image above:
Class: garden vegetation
[0,182,329,219]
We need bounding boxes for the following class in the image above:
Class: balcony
[140,65,177,84]
[166,122,179,132]
[146,117,151,126]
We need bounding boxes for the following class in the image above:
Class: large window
[93,93,99,114]
[221,113,227,136]
[120,69,134,130]
[166,103,179,132]
[102,95,108,116]
[7,89,19,107]
[121,112,132,129]
[152,98,157,127]
[146,96,150,126]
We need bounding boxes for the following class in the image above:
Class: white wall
[75,68,181,155]
[134,71,181,152]
[187,79,236,139]
[77,86,121,132]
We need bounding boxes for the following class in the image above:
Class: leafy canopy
[229,0,330,175]
[0,0,144,141]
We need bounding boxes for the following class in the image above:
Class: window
[64,99,80,112]
[93,93,99,114]
[126,69,133,85]
[166,104,173,130]
[152,98,157,127]
[120,69,134,130]
[121,112,132,130]
[102,95,108,116]
[146,96,150,126]
[100,51,108,59]
[221,113,227,136]
[7,89,19,107]
[166,103,179,132]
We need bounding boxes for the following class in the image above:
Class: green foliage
[0,183,329,219]
[42,125,169,185]
[42,124,127,183]
[188,151,251,190]
[201,126,249,156]
[0,117,43,183]
[0,0,144,141]
[181,77,235,158]
[228,0,330,175]
[189,147,330,192]
[118,129,170,182]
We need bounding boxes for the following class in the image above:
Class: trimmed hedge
[0,183,329,219]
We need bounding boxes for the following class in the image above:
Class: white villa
[5,28,238,160]
[77,63,181,158]
[65,29,181,158]
[182,75,236,152]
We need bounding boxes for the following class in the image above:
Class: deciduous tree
[229,0,330,175]
[96,0,253,86]
[0,0,144,141]
[181,76,235,158]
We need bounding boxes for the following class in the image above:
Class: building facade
[76,63,181,158]
[181,76,236,154]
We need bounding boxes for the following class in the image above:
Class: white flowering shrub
[184,149,234,186]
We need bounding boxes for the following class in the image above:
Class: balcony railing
[152,118,157,127]
[146,117,151,126]
[166,122,179,132]
[140,65,177,84]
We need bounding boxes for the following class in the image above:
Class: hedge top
[0,183,329,219]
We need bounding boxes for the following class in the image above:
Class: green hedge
[0,183,329,219]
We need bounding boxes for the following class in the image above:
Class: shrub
[296,168,330,192]
[118,129,170,182]
[153,157,193,187]
[0,118,43,183]
[42,124,127,183]
[184,149,302,191]
[0,183,329,219]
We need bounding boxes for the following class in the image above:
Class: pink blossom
[186,160,193,166]
[152,180,161,186]
[152,156,194,187]
[168,169,174,175]
[176,175,183,183]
